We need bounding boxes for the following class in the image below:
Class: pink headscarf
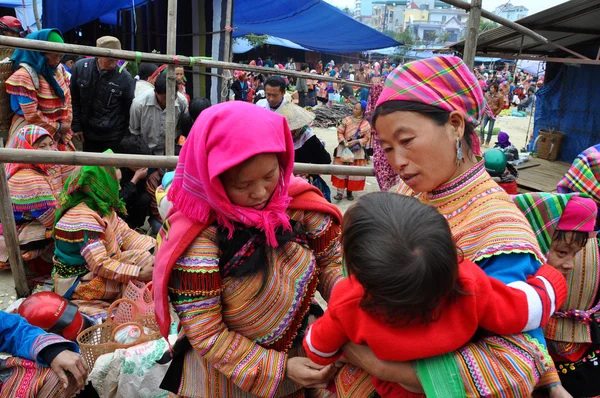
[167,101,295,247]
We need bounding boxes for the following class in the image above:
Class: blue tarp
[529,63,600,162]
[233,36,311,54]
[233,0,399,53]
[43,0,145,34]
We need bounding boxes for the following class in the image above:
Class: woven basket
[76,299,161,369]
[536,129,565,161]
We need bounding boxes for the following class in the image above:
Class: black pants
[83,136,122,153]
[298,91,307,108]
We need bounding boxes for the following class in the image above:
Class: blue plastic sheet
[233,0,399,53]
[529,63,600,162]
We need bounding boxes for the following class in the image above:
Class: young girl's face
[547,232,584,276]
[32,135,55,151]
[221,153,280,210]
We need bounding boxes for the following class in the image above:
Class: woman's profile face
[221,153,280,210]
[376,111,460,193]
[352,103,364,118]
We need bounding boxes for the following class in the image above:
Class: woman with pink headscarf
[153,101,344,397]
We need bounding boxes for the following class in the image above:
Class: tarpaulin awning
[233,36,311,54]
[233,0,400,53]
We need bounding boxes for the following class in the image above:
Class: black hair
[553,230,589,249]
[342,192,461,325]
[490,82,500,91]
[255,73,265,84]
[154,72,167,95]
[138,63,158,81]
[301,62,309,71]
[265,76,286,93]
[189,97,212,122]
[372,100,475,152]
[61,54,81,64]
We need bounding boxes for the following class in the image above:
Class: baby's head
[547,196,597,276]
[342,192,459,324]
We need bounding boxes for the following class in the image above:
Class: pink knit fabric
[167,101,295,247]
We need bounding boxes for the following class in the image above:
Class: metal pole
[165,0,178,157]
[439,0,591,60]
[0,36,372,89]
[462,0,482,70]
[0,163,29,297]
[0,148,375,176]
[220,0,234,103]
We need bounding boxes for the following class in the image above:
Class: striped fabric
[513,193,577,254]
[168,209,343,397]
[331,116,371,192]
[398,161,545,263]
[5,64,73,147]
[376,56,485,126]
[0,357,64,398]
[557,144,600,203]
[53,203,156,301]
[396,161,558,396]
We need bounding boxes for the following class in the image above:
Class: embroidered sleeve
[300,211,343,302]
[117,216,156,252]
[80,239,145,283]
[6,68,60,135]
[8,170,57,229]
[337,118,347,142]
[169,226,288,398]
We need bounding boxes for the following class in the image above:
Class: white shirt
[129,90,187,154]
[256,96,286,112]
[135,80,155,98]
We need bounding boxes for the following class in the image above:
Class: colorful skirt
[0,357,65,398]
[331,144,367,192]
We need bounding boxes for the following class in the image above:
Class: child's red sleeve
[302,308,348,366]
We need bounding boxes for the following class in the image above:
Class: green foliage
[395,30,414,46]
[244,34,268,48]
[479,20,499,33]
[382,30,397,39]
[439,32,451,43]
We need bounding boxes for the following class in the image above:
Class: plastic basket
[536,129,565,161]
[76,299,161,369]
[118,280,154,318]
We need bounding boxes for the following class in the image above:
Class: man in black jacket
[70,36,135,153]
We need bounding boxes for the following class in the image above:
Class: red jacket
[303,260,566,397]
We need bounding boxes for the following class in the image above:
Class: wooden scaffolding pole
[0,163,29,297]
[462,0,482,69]
[0,36,372,88]
[0,149,375,176]
[165,0,178,157]
[439,0,591,60]
[220,0,234,103]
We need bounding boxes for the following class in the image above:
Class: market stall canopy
[233,36,311,54]
[233,0,400,53]
[448,0,600,59]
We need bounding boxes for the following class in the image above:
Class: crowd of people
[0,19,598,398]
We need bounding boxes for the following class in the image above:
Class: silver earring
[455,138,463,166]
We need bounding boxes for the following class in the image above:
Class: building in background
[354,0,375,22]
[493,3,528,21]
[404,1,467,44]
[372,0,406,32]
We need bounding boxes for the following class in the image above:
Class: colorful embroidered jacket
[0,311,78,366]
[6,64,73,139]
[53,203,155,300]
[397,161,563,395]
[168,208,343,398]
[0,167,66,268]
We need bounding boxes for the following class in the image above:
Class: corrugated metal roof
[450,0,600,56]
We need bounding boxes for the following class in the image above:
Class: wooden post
[0,163,29,297]
[165,0,178,157]
[220,0,234,103]
[463,0,482,70]
[32,0,42,31]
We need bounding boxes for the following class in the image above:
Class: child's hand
[50,350,88,393]
[548,385,573,398]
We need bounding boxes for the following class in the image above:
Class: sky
[324,0,570,15]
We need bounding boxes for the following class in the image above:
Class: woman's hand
[286,357,338,389]
[138,263,154,281]
[50,350,89,395]
[342,342,423,393]
[548,385,573,398]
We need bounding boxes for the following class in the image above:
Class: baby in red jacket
[303,192,567,397]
